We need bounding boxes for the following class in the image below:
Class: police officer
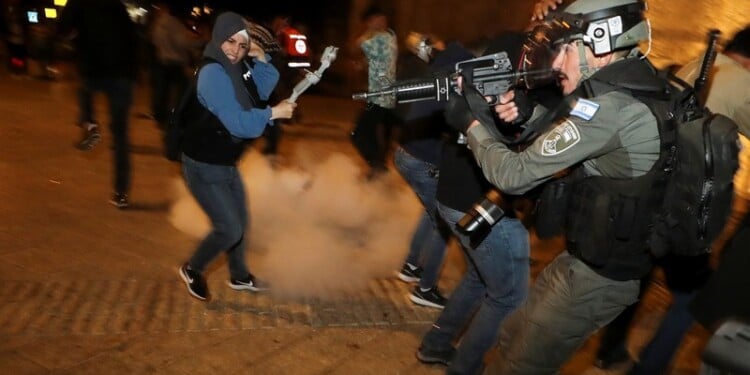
[444,0,668,373]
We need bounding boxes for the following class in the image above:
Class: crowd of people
[2,0,749,373]
[351,0,750,374]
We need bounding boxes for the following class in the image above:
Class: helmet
[519,0,648,87]
[547,0,649,55]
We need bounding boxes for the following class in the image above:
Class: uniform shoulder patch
[541,119,581,156]
[570,98,600,121]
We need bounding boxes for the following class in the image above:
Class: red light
[11,57,25,68]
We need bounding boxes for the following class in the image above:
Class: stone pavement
[0,72,705,374]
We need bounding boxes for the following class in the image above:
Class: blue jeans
[421,202,530,375]
[393,147,449,289]
[630,290,695,375]
[79,76,134,193]
[181,155,250,280]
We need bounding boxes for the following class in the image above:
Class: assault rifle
[352,52,553,106]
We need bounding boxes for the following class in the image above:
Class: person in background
[350,5,400,179]
[2,0,28,76]
[58,0,138,208]
[393,34,453,310]
[415,33,533,375]
[149,0,197,128]
[177,12,296,302]
[246,21,284,165]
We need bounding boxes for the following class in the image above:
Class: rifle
[352,52,553,106]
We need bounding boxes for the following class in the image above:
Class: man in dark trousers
[58,0,138,208]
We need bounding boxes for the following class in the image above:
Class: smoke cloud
[168,149,423,299]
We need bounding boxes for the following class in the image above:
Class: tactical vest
[544,59,676,281]
[182,58,265,166]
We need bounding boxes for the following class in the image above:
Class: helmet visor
[519,23,568,89]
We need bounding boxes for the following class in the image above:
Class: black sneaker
[397,263,422,283]
[416,345,455,366]
[227,273,270,292]
[410,286,447,309]
[109,193,129,209]
[77,125,101,151]
[179,263,210,301]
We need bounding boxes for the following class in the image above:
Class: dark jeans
[181,155,251,280]
[421,202,529,375]
[262,122,282,155]
[351,104,401,171]
[597,273,652,363]
[630,290,696,375]
[79,76,134,194]
[393,146,449,289]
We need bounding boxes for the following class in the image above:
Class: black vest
[182,58,265,166]
[552,58,676,281]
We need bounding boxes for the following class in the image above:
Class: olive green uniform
[468,83,661,374]
[466,90,660,195]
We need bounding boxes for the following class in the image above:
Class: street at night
[1,0,748,374]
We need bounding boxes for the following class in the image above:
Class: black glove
[511,89,534,125]
[444,91,474,134]
[463,85,496,127]
[444,83,496,133]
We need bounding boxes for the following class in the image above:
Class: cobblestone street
[0,70,705,374]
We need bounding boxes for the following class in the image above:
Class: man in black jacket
[58,0,138,208]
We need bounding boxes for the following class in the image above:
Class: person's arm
[465,96,631,194]
[197,63,271,139]
[530,0,564,21]
[249,57,280,100]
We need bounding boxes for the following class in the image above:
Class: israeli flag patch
[570,98,600,121]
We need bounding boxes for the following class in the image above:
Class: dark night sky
[206,0,327,25]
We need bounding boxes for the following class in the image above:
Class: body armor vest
[543,58,675,281]
[182,58,265,166]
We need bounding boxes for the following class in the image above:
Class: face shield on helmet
[518,22,567,89]
[519,0,648,87]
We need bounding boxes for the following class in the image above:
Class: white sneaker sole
[396,271,420,283]
[409,294,445,309]
[226,280,268,292]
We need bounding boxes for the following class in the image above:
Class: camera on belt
[456,189,507,248]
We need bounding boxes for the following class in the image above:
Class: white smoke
[168,149,424,299]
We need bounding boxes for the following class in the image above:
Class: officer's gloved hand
[444,83,496,134]
[511,89,534,125]
[462,84,496,128]
[444,92,474,134]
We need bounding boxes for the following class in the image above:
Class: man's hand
[495,91,520,123]
[247,43,267,62]
[531,0,564,22]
